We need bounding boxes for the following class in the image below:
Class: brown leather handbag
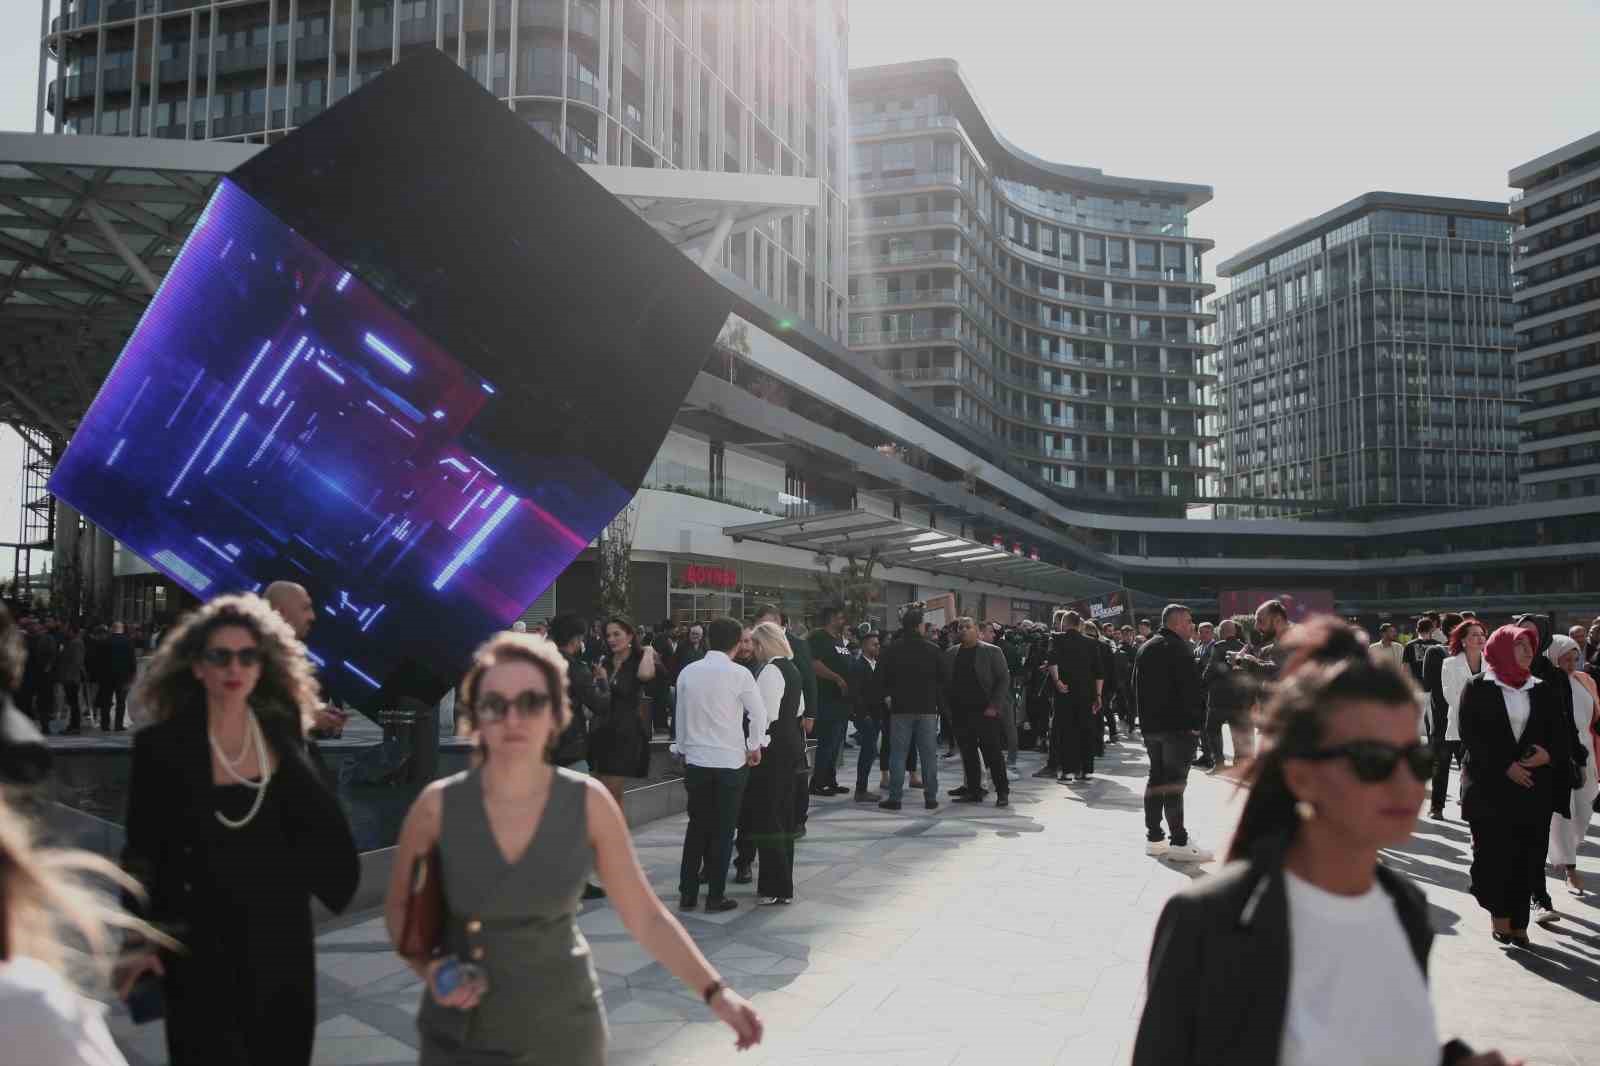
[397,848,444,962]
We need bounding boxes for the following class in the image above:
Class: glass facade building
[37,0,849,340]
[1212,194,1519,517]
[1509,130,1600,502]
[846,60,1217,501]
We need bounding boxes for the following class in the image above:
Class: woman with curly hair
[386,631,761,1064]
[116,593,359,1065]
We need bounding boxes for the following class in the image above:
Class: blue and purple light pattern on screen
[50,179,628,706]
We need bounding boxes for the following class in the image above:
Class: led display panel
[50,52,733,709]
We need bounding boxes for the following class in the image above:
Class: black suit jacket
[1458,675,1572,825]
[853,654,887,723]
[1133,834,1469,1066]
[123,706,360,937]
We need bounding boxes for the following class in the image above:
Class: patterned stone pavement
[107,739,1600,1066]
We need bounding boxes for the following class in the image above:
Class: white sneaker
[1144,840,1169,857]
[1531,901,1561,927]
[1165,843,1215,864]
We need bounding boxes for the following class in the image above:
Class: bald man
[264,581,345,737]
[264,581,316,641]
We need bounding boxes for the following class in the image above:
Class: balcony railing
[849,288,959,308]
[850,114,962,137]
[848,326,959,346]
[850,171,963,195]
[854,211,966,231]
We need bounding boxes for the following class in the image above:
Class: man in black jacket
[1132,604,1211,862]
[1047,611,1103,783]
[1198,619,1249,771]
[1423,612,1462,820]
[551,612,610,900]
[877,606,946,811]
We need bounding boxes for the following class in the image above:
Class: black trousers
[1430,739,1462,814]
[955,708,1008,797]
[679,764,748,902]
[1053,697,1097,776]
[60,682,82,730]
[1144,732,1195,845]
[1468,816,1544,930]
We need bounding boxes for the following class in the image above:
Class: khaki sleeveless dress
[417,767,607,1065]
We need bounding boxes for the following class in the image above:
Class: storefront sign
[1061,589,1131,626]
[682,564,738,589]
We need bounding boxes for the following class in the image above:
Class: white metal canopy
[724,509,1118,599]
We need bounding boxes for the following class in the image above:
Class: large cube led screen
[51,179,632,707]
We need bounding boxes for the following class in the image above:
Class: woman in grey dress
[386,632,762,1065]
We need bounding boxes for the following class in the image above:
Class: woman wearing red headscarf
[1457,624,1572,946]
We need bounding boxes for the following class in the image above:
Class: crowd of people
[1,585,1595,1065]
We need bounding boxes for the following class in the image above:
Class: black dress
[744,657,806,899]
[123,706,359,1066]
[589,648,652,778]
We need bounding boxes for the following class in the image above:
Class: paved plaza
[106,741,1600,1066]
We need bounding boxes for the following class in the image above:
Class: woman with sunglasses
[386,632,761,1064]
[1135,620,1515,1066]
[1544,635,1598,896]
[1434,620,1487,819]
[1458,625,1572,946]
[117,594,359,1065]
[586,617,658,808]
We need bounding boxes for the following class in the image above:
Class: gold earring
[1295,800,1316,821]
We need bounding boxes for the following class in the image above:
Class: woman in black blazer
[1458,624,1572,946]
[1134,621,1511,1066]
[116,594,359,1065]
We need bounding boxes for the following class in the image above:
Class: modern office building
[1509,130,1600,502]
[846,59,1218,503]
[1213,193,1520,517]
[36,0,849,341]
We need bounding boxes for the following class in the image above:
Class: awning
[0,132,261,440]
[724,509,1117,600]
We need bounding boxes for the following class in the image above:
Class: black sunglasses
[201,647,262,668]
[1301,740,1436,784]
[475,690,554,722]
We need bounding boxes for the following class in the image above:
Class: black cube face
[50,51,732,709]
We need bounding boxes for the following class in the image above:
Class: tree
[597,502,638,621]
[813,549,882,627]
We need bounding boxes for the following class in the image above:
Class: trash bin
[400,696,438,785]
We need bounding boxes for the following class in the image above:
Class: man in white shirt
[671,616,772,912]
[1370,622,1403,669]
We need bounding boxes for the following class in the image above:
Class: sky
[2,0,1599,575]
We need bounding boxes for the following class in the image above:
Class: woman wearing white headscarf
[1546,634,1599,896]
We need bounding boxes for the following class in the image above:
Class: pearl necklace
[208,711,272,830]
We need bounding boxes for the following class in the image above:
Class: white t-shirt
[1281,872,1438,1066]
[0,957,127,1066]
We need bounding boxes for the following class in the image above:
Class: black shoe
[1429,809,1445,821]
[995,796,1009,808]
[878,799,903,811]
[924,799,940,810]
[854,790,880,803]
[809,787,832,797]
[794,826,807,839]
[949,785,971,797]
[704,897,738,913]
[679,896,698,912]
[1192,758,1215,770]
[733,864,753,885]
[1033,765,1058,779]
[582,883,607,900]
[826,785,851,796]
[953,794,983,804]
[1057,772,1070,783]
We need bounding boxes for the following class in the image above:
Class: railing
[848,326,959,346]
[849,114,962,137]
[854,211,966,231]
[850,171,963,195]
[887,366,962,383]
[849,288,959,308]
[641,459,809,518]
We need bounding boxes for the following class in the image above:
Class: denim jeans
[888,715,940,804]
[853,715,881,793]
[1143,731,1196,846]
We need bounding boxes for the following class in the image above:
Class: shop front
[667,557,908,631]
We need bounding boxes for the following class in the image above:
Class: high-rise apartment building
[37,0,849,339]
[846,59,1216,501]
[1510,130,1600,502]
[1212,193,1519,516]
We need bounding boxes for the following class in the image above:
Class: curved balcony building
[846,59,1218,501]
[36,0,849,340]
